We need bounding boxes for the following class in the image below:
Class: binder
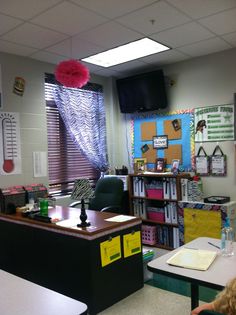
[170,203,178,224]
[164,203,171,223]
[170,178,177,200]
[133,199,140,217]
[138,178,145,197]
[139,200,147,219]
[163,178,170,199]
[173,227,180,248]
[181,178,188,201]
[133,177,139,197]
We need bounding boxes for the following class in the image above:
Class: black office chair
[70,177,124,213]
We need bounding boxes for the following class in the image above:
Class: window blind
[45,78,100,195]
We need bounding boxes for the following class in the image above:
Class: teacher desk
[0,206,143,315]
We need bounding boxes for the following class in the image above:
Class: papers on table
[105,215,136,222]
[167,248,217,271]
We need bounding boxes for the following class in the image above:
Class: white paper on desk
[167,248,217,271]
[56,218,79,228]
[105,215,136,222]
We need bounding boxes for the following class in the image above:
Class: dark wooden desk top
[0,206,142,240]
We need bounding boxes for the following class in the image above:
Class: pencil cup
[39,198,48,216]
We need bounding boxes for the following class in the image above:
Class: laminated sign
[194,146,210,176]
[210,145,227,176]
[100,236,121,267]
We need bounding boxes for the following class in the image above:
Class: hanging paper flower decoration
[55,59,90,88]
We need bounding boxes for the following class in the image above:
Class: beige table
[0,269,87,315]
[148,237,236,310]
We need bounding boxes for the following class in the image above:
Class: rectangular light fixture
[81,38,170,67]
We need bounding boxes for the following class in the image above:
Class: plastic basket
[142,225,157,245]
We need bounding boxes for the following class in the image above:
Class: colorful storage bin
[142,225,157,245]
[146,189,163,199]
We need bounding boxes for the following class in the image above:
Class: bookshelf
[128,173,190,250]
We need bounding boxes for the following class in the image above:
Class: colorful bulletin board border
[130,109,195,171]
[194,104,234,142]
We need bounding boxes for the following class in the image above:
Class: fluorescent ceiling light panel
[81,38,170,67]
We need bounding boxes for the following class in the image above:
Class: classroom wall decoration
[131,109,194,171]
[0,112,22,175]
[194,104,234,142]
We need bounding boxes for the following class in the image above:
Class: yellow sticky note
[123,231,141,258]
[100,236,121,267]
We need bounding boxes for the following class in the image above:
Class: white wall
[0,52,118,189]
[163,48,236,200]
[1,47,236,201]
[117,47,236,200]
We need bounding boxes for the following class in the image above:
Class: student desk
[0,206,143,315]
[148,237,236,310]
[0,269,87,315]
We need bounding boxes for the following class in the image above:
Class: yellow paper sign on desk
[100,236,121,267]
[123,231,141,258]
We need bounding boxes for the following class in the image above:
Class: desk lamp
[71,178,94,227]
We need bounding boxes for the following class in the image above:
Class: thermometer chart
[2,118,16,172]
[0,112,21,175]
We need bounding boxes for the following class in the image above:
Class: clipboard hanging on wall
[210,145,227,176]
[195,146,210,176]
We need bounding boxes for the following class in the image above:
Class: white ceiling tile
[151,22,215,48]
[2,23,68,49]
[93,68,121,77]
[166,0,236,19]
[200,8,236,35]
[30,51,67,65]
[223,32,236,46]
[78,21,142,49]
[71,37,104,59]
[178,37,232,57]
[31,1,108,36]
[82,61,105,73]
[0,39,37,56]
[0,13,23,35]
[71,0,155,19]
[116,1,190,35]
[109,59,148,72]
[46,37,104,59]
[142,49,190,65]
[0,0,62,19]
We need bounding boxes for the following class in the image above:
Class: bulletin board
[130,109,194,171]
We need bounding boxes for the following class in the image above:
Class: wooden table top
[0,206,142,240]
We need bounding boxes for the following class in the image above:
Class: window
[45,74,100,195]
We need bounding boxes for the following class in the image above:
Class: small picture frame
[171,159,180,171]
[134,158,147,173]
[153,135,168,149]
[155,158,166,172]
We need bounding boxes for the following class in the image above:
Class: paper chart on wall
[0,112,22,175]
[194,104,234,142]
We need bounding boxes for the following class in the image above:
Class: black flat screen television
[116,69,168,113]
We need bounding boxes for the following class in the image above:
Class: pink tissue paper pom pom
[55,59,90,88]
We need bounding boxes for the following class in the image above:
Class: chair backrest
[199,310,225,315]
[89,177,124,212]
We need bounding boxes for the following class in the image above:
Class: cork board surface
[142,144,157,163]
[164,144,182,164]
[164,120,181,140]
[141,121,156,141]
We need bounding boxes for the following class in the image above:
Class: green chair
[70,177,124,213]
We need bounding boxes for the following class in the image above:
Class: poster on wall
[0,112,22,175]
[194,104,234,142]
